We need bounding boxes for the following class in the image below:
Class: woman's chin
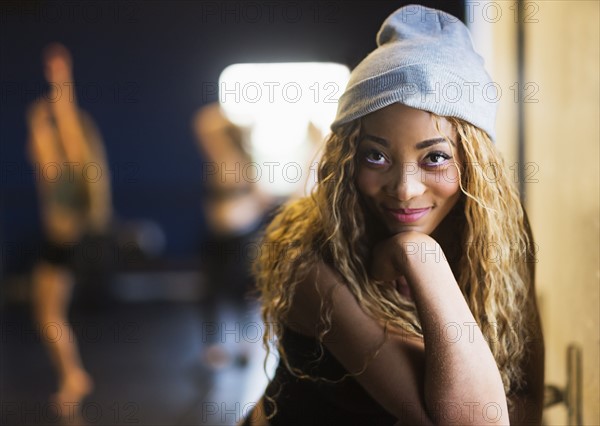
[385,221,432,236]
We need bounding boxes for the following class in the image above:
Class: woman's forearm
[402,238,509,425]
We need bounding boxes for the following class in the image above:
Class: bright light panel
[218,62,350,196]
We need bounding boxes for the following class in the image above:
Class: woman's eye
[364,150,387,165]
[423,151,451,166]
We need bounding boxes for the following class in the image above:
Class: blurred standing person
[26,43,113,410]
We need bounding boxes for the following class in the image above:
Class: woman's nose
[385,162,426,201]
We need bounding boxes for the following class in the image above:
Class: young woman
[245,5,544,426]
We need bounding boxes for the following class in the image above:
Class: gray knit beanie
[331,4,497,141]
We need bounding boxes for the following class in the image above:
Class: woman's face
[356,103,462,236]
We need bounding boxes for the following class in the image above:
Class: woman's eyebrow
[415,137,455,149]
[359,134,389,147]
[360,135,455,149]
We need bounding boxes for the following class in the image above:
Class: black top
[262,326,397,426]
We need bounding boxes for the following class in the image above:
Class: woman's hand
[370,231,443,282]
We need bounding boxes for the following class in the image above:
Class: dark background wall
[0,0,464,275]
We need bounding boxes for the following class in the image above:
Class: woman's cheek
[431,164,461,198]
[356,168,382,197]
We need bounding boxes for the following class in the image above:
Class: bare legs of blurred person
[32,263,93,409]
[28,103,94,419]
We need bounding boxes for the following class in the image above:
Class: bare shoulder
[284,259,431,423]
[284,260,340,337]
[286,259,420,347]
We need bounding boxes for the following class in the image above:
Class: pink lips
[385,207,431,223]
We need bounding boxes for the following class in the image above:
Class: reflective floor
[1,296,272,426]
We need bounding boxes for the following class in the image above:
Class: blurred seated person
[192,104,275,367]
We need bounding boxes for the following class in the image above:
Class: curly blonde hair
[255,116,536,414]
